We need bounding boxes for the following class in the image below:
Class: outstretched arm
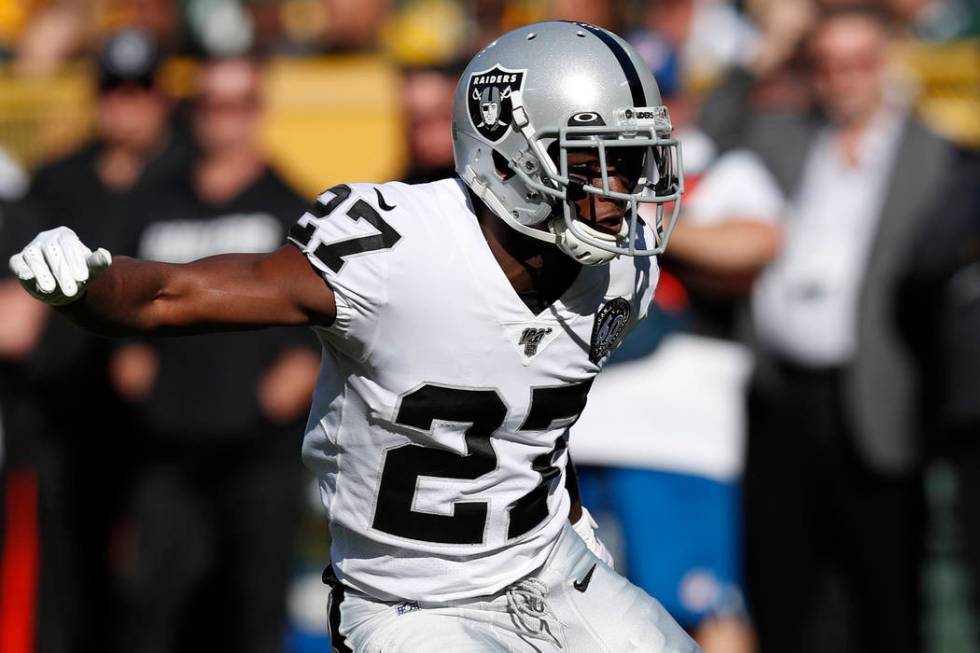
[68,247,336,335]
[9,227,335,336]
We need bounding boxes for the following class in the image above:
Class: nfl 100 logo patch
[589,298,631,363]
[467,65,526,143]
[518,327,553,357]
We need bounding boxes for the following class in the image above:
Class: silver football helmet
[452,21,683,265]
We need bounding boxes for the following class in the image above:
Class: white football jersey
[288,178,658,602]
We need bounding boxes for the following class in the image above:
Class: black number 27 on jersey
[372,380,593,545]
[289,184,401,273]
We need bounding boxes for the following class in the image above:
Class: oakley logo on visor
[567,112,606,127]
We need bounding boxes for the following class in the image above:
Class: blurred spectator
[321,0,391,51]
[17,28,188,653]
[699,6,963,652]
[630,0,762,93]
[13,2,89,75]
[0,201,43,364]
[401,65,459,184]
[899,149,980,643]
[546,0,623,30]
[107,56,318,653]
[28,28,187,217]
[0,196,46,653]
[661,150,784,298]
[13,0,183,74]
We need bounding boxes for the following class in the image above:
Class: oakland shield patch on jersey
[467,65,526,143]
[590,298,631,363]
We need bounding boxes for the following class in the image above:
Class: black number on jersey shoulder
[289,184,401,273]
[371,379,593,546]
[373,385,504,544]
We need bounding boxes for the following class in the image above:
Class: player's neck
[475,202,579,301]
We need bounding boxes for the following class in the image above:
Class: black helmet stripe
[575,22,646,107]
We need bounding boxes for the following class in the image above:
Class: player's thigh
[555,561,701,653]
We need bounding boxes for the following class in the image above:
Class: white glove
[8,226,112,306]
[572,506,615,568]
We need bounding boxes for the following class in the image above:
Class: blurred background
[0,1,977,652]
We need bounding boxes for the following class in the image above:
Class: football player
[10,21,697,652]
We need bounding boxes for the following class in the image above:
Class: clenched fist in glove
[9,227,112,306]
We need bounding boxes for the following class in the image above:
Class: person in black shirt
[18,29,189,653]
[108,56,318,653]
[900,150,980,639]
[0,199,45,382]
[30,28,187,256]
[0,199,46,550]
[400,65,460,185]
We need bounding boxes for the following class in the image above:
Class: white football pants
[325,523,702,652]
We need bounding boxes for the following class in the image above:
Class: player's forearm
[58,256,183,336]
[13,231,336,337]
[60,253,313,336]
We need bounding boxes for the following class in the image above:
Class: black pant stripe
[323,567,352,653]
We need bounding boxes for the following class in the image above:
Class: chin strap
[462,164,624,267]
[550,216,624,266]
[462,165,556,245]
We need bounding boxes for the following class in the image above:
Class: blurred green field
[925,460,978,653]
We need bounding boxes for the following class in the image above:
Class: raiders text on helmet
[452,21,684,265]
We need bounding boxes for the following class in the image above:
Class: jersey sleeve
[287,184,400,355]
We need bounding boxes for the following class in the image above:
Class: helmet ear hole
[491,150,515,180]
[546,141,560,169]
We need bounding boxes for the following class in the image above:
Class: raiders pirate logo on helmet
[467,65,526,143]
